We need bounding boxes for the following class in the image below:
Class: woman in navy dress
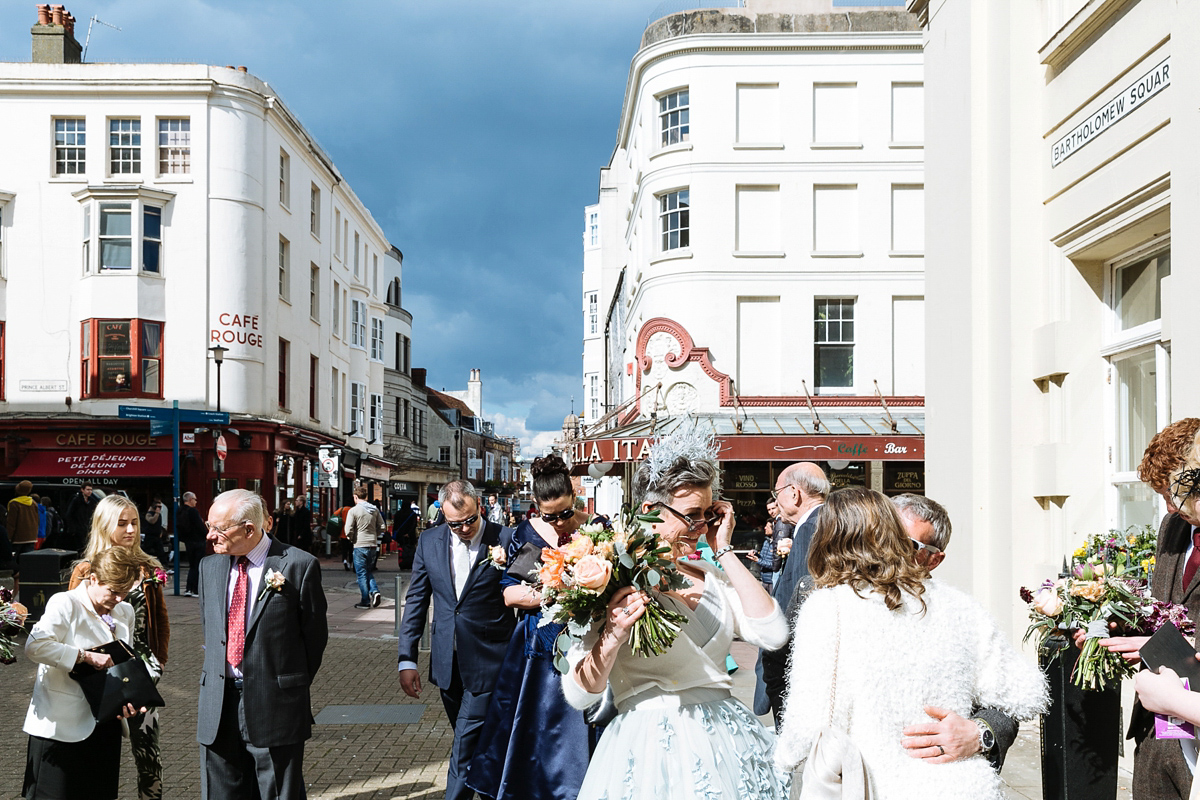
[467,454,594,800]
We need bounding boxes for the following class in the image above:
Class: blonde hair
[88,546,151,594]
[808,487,927,612]
[80,494,161,571]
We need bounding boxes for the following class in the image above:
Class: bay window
[75,186,173,275]
[80,318,163,399]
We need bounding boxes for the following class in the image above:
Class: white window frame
[54,118,86,175]
[370,317,384,361]
[658,189,690,252]
[353,232,360,278]
[658,88,690,148]
[310,184,321,237]
[309,263,320,321]
[278,236,290,301]
[157,118,190,175]
[350,299,366,349]
[331,367,340,428]
[108,118,141,175]
[587,292,598,335]
[279,149,290,208]
[369,393,383,443]
[334,209,341,260]
[814,298,856,393]
[588,211,599,247]
[332,279,341,336]
[76,188,173,276]
[349,381,366,437]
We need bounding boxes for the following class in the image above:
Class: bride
[561,427,791,799]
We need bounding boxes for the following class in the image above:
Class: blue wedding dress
[466,521,594,800]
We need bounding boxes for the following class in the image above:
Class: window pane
[815,344,854,389]
[1116,481,1158,531]
[100,358,132,392]
[100,321,131,355]
[101,240,132,269]
[141,359,160,394]
[141,323,162,357]
[1117,252,1170,330]
[100,206,131,235]
[143,208,161,239]
[1115,349,1157,472]
[143,240,160,272]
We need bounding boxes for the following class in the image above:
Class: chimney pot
[50,5,63,25]
[237,65,248,72]
[37,5,51,25]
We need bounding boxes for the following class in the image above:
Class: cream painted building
[579,0,928,531]
[909,0,1194,641]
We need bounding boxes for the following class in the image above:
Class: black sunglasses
[445,513,479,530]
[654,503,720,533]
[541,508,575,523]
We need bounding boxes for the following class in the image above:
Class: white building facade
[0,21,393,513]
[578,0,927,537]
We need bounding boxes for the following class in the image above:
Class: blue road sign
[118,405,229,425]
[150,420,174,437]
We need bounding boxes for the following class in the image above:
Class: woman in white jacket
[23,547,147,800]
[775,487,1047,799]
[562,427,791,799]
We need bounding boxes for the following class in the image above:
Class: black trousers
[185,544,206,595]
[201,681,307,800]
[439,662,493,800]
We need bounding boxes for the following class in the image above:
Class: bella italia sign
[1051,58,1169,167]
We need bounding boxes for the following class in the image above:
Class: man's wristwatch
[971,718,996,755]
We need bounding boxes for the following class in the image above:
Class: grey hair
[182,491,196,502]
[214,489,268,530]
[891,493,952,551]
[634,455,720,507]
[780,463,831,500]
[439,479,480,509]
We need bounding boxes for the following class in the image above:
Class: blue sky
[0,0,655,454]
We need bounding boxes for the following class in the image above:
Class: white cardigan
[562,559,787,709]
[775,580,1048,800]
[24,583,135,742]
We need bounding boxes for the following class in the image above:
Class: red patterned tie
[1181,530,1200,593]
[226,557,250,669]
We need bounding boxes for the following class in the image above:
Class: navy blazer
[397,520,516,694]
[196,538,328,749]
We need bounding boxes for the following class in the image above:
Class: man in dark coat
[179,491,208,597]
[64,483,98,552]
[397,480,515,800]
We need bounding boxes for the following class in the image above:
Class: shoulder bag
[798,595,873,800]
[70,638,165,722]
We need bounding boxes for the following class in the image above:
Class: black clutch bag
[69,639,165,721]
[506,541,544,584]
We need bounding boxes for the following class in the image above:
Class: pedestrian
[68,495,170,800]
[39,496,65,551]
[64,483,99,553]
[272,501,293,546]
[23,546,148,800]
[426,499,443,528]
[331,505,354,570]
[196,489,328,800]
[393,501,420,569]
[142,498,168,565]
[8,480,41,594]
[487,493,505,526]
[31,494,47,548]
[178,492,207,598]
[345,483,385,609]
[398,480,516,800]
[291,496,313,555]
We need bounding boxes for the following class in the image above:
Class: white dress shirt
[397,524,484,674]
[225,533,273,679]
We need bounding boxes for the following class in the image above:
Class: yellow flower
[1069,580,1106,602]
[1141,559,1151,572]
[1073,546,1087,559]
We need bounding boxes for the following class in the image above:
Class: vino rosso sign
[568,435,924,464]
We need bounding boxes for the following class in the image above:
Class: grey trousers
[201,682,307,800]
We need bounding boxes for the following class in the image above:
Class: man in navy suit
[398,480,515,800]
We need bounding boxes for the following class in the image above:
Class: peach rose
[595,541,615,560]
[572,554,613,592]
[562,534,594,562]
[538,548,567,590]
[1032,587,1063,617]
[1068,580,1106,603]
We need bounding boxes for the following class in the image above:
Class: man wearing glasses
[397,480,515,800]
[893,493,1018,772]
[754,462,830,727]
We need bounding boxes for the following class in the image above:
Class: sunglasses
[445,514,479,531]
[654,503,720,533]
[910,537,943,556]
[541,508,576,523]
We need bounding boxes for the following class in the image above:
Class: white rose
[1033,587,1063,617]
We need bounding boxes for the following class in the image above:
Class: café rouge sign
[54,432,157,447]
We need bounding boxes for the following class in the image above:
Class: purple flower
[100,614,116,632]
[1019,587,1034,604]
[0,588,10,604]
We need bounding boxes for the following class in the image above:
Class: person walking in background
[196,489,328,800]
[398,480,516,800]
[39,496,64,551]
[487,494,505,526]
[31,494,47,548]
[178,492,207,598]
[68,495,170,800]
[142,498,168,566]
[23,547,149,800]
[64,483,98,553]
[291,496,313,555]
[346,483,386,609]
[8,480,41,594]
[393,501,420,569]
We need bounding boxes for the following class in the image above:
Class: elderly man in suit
[196,489,328,800]
[754,461,829,728]
[398,479,516,800]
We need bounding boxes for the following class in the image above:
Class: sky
[0,0,658,455]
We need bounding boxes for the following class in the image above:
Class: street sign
[118,405,230,425]
[216,434,228,461]
[182,432,195,444]
[150,420,174,438]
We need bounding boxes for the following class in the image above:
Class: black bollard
[1040,635,1121,800]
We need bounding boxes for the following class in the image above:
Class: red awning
[15,450,173,478]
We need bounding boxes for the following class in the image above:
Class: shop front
[569,415,925,551]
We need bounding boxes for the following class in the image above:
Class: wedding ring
[622,608,632,616]
[936,745,945,756]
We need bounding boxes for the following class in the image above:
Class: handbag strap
[826,593,841,729]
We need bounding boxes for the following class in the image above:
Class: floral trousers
[129,707,162,800]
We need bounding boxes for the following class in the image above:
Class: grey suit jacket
[196,537,329,749]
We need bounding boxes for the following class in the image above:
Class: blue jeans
[353,547,379,604]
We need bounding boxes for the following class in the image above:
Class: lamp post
[208,345,228,412]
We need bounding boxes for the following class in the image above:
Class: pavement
[0,553,1132,800]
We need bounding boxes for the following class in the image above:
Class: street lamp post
[209,345,229,489]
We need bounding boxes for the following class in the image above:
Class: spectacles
[910,538,943,556]
[445,514,479,531]
[654,503,720,533]
[206,521,249,536]
[541,508,575,523]
[770,485,797,502]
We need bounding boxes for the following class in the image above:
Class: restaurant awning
[15,450,173,478]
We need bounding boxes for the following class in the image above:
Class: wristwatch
[971,718,996,755]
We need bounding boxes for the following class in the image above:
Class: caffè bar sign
[568,435,924,465]
[1051,57,1169,167]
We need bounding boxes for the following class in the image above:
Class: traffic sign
[216,434,228,461]
[118,405,230,425]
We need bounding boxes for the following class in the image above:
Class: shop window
[80,318,163,399]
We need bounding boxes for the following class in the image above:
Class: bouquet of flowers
[1020,525,1190,691]
[537,507,692,674]
[0,587,29,665]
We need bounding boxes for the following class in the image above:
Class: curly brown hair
[1138,418,1200,492]
[808,487,927,612]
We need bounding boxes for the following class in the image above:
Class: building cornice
[71,184,177,204]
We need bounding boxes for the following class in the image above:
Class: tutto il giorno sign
[1051,57,1170,167]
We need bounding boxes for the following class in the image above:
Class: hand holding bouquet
[537,507,692,673]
